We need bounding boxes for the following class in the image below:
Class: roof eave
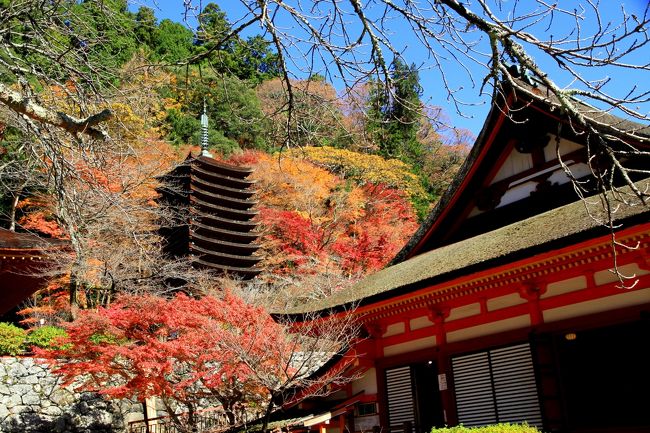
[390,86,511,264]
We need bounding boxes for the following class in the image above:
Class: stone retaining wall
[0,357,142,433]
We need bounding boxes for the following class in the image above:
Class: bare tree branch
[0,83,111,140]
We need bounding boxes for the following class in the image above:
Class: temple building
[0,229,66,320]
[156,101,262,280]
[278,80,650,433]
[157,154,262,280]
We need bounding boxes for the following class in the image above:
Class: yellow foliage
[102,102,146,141]
[253,151,336,209]
[285,146,427,200]
[245,150,366,230]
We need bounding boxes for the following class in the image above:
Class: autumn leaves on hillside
[0,2,471,321]
[0,3,472,428]
[3,68,469,315]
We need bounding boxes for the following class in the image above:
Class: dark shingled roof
[280,182,650,316]
[0,228,67,250]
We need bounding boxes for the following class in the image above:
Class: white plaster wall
[351,368,378,395]
[543,286,650,323]
[543,136,583,160]
[594,263,649,286]
[383,336,436,357]
[497,182,538,208]
[487,292,527,311]
[447,303,481,322]
[355,414,380,432]
[446,315,530,344]
[382,322,405,338]
[492,149,533,183]
[410,316,434,331]
[542,276,588,298]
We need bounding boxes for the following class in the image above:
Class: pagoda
[157,104,262,279]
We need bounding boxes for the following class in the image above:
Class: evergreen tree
[196,3,235,51]
[365,60,438,218]
[233,35,281,84]
[164,75,268,154]
[154,19,194,63]
[71,0,137,70]
[193,3,239,75]
[366,80,391,154]
[368,60,423,164]
[388,59,423,164]
[134,6,157,49]
[193,4,280,83]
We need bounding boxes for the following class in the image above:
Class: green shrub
[26,326,69,349]
[0,322,27,356]
[89,332,119,345]
[431,424,542,433]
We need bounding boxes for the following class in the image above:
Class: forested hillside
[0,1,470,321]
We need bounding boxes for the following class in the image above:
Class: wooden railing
[128,411,231,433]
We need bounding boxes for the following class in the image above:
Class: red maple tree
[37,291,357,432]
[37,292,289,429]
[227,150,418,281]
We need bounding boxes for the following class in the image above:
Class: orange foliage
[18,276,72,326]
[226,150,418,280]
[16,197,65,238]
[17,211,65,238]
[256,78,347,147]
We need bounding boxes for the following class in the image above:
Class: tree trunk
[187,402,198,433]
[9,192,20,231]
[261,396,275,433]
[163,398,196,433]
[69,266,80,320]
[225,410,236,426]
[65,224,84,321]
[223,400,236,426]
[142,401,151,433]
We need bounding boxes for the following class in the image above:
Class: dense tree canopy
[228,150,419,286]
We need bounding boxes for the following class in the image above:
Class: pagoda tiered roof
[158,154,262,279]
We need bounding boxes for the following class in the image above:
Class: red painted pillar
[365,322,389,431]
[429,308,455,426]
[519,282,547,326]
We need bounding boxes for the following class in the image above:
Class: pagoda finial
[200,98,213,158]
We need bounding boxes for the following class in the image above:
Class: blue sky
[134,1,650,137]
